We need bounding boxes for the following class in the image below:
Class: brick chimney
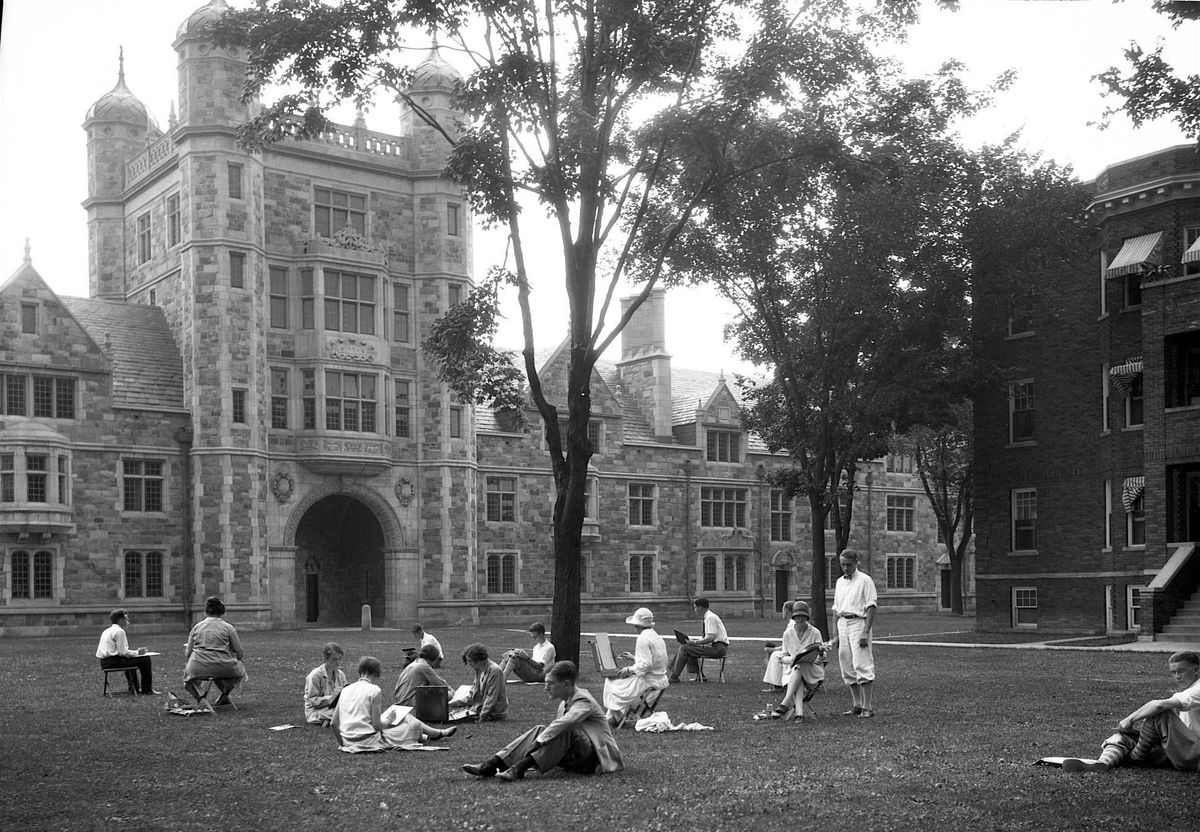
[617,288,673,441]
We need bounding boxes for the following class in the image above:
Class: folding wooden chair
[617,686,665,729]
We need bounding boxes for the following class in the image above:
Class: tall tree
[649,61,985,634]
[893,405,972,615]
[217,0,934,660]
[1097,2,1200,140]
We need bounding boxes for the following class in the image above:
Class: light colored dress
[602,627,669,713]
[184,616,245,682]
[763,621,802,687]
[335,678,427,753]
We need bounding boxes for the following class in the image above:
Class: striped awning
[1107,232,1162,277]
[1109,358,1144,397]
[1184,235,1200,265]
[1122,476,1145,513]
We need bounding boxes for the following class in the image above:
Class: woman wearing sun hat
[602,607,669,726]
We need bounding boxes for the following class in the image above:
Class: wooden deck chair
[617,686,665,729]
[588,633,622,678]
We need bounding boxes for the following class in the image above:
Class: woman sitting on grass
[332,656,456,753]
[183,596,246,710]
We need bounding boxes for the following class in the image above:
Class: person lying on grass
[331,656,456,753]
[1063,650,1200,773]
[461,660,623,781]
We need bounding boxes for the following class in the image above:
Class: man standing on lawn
[1063,650,1200,773]
[461,660,623,781]
[668,597,729,682]
[829,549,877,717]
[96,608,158,695]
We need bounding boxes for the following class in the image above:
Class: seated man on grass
[451,643,508,722]
[1063,650,1200,773]
[461,660,623,781]
[498,622,556,683]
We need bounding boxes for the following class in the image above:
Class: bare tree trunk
[548,352,593,666]
[808,492,830,638]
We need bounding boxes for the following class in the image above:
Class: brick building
[975,144,1200,638]
[0,0,965,635]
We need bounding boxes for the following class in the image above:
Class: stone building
[974,144,1200,639]
[0,0,964,635]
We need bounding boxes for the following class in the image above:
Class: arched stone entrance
[270,483,411,629]
[770,548,799,611]
[295,495,384,626]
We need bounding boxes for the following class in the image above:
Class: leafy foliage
[423,267,527,416]
[217,0,964,662]
[1096,2,1200,140]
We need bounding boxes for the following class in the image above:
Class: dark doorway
[295,495,385,626]
[774,570,790,610]
[939,569,951,610]
[305,572,320,622]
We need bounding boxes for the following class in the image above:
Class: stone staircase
[1160,588,1200,640]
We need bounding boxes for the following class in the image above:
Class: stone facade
[975,144,1200,636]
[0,0,965,635]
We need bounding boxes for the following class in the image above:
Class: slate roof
[61,297,185,410]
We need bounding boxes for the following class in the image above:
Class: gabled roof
[60,297,185,410]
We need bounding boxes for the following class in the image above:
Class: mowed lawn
[1,613,1194,832]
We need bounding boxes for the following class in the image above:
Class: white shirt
[833,570,878,618]
[531,639,556,667]
[96,623,132,658]
[703,609,728,644]
[335,679,381,742]
[1167,676,1200,735]
[420,632,443,659]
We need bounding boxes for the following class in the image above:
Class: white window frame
[1012,586,1038,629]
[1101,363,1110,433]
[122,458,166,514]
[1011,488,1037,553]
[1126,585,1147,632]
[1126,493,1146,548]
[1103,479,1112,550]
[1099,250,1108,317]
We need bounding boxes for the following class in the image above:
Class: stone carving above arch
[282,481,402,550]
[770,548,799,569]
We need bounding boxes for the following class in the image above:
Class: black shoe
[462,762,497,778]
[140,689,163,696]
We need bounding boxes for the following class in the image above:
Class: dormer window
[706,429,740,462]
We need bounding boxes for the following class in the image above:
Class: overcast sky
[1,0,1197,374]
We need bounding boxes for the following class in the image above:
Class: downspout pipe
[175,425,194,625]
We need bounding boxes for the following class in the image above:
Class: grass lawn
[1,613,1193,832]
